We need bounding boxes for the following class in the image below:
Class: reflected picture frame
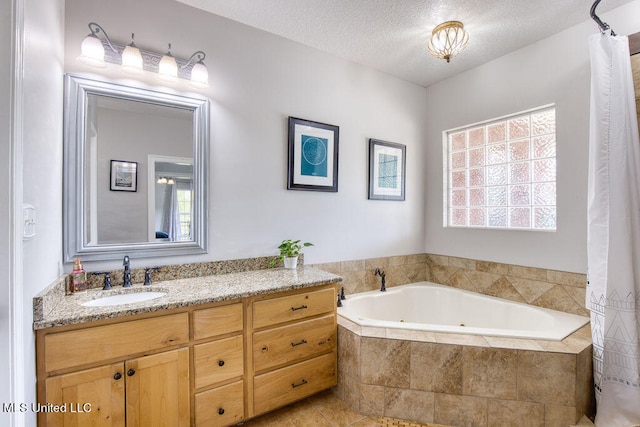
[368,139,406,201]
[287,116,339,192]
[110,160,138,192]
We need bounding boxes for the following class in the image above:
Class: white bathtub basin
[81,291,166,307]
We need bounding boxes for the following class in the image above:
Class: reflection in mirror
[64,74,209,262]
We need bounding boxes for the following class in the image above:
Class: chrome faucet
[123,255,132,287]
[374,268,386,292]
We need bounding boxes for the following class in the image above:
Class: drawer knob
[218,360,225,367]
[113,372,122,380]
[291,339,307,347]
[292,379,308,388]
[218,408,225,415]
[127,368,135,377]
[291,304,308,311]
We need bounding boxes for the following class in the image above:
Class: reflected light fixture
[121,33,143,74]
[159,43,178,81]
[77,22,209,88]
[428,21,469,63]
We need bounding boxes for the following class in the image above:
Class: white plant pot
[283,256,298,269]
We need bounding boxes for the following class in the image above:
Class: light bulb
[190,61,209,88]
[78,34,106,68]
[121,34,143,74]
[158,44,178,81]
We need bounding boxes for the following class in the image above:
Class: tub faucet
[123,255,132,287]
[374,268,386,292]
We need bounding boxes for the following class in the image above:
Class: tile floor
[241,389,596,427]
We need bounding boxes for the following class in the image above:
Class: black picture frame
[110,160,138,192]
[287,116,339,192]
[368,139,406,201]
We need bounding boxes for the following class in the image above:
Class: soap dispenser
[70,258,87,293]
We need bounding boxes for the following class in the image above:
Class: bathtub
[338,281,589,341]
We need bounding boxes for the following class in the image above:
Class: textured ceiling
[177,0,633,87]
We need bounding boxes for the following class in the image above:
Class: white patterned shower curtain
[587,32,640,426]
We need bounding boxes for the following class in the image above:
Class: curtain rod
[590,0,616,36]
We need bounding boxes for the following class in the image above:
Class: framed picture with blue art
[287,116,339,192]
[368,139,405,201]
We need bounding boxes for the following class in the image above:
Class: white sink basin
[81,291,166,307]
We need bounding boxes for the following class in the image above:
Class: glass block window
[444,106,556,230]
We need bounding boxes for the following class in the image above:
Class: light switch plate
[23,204,36,240]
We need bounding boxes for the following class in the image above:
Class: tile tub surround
[336,317,594,426]
[32,265,341,329]
[312,253,589,317]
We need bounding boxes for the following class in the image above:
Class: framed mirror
[63,74,209,262]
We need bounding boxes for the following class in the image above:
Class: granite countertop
[33,266,342,330]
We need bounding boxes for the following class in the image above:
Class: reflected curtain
[162,183,181,241]
[587,31,640,426]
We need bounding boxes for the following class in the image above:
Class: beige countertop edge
[33,267,342,330]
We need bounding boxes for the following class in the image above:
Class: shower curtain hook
[590,0,616,36]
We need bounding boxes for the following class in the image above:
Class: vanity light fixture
[428,21,469,63]
[77,22,209,88]
[156,177,175,185]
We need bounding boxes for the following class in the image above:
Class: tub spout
[374,268,386,292]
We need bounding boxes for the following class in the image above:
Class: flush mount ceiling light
[428,21,469,63]
[77,22,209,88]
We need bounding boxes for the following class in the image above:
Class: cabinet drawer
[193,303,243,340]
[45,313,189,372]
[253,352,336,416]
[253,287,335,329]
[253,314,336,372]
[195,380,244,427]
[194,335,243,389]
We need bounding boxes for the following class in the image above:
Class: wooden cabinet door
[45,363,125,427]
[125,348,190,427]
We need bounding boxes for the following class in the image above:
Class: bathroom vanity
[34,267,341,426]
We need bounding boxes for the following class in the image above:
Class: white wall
[18,0,65,425]
[424,1,640,274]
[64,0,428,270]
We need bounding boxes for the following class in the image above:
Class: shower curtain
[587,31,640,426]
[163,183,181,241]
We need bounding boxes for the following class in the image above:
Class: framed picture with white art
[368,139,405,201]
[110,160,138,192]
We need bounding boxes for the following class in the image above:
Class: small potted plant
[277,239,313,269]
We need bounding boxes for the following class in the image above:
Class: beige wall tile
[448,256,477,270]
[386,265,410,287]
[359,384,385,416]
[463,270,503,292]
[361,337,410,388]
[410,342,463,394]
[365,257,390,269]
[337,372,361,412]
[341,259,366,272]
[463,347,518,399]
[482,277,527,303]
[562,284,587,311]
[476,261,510,275]
[430,264,460,284]
[444,271,480,293]
[483,336,544,351]
[427,254,450,266]
[487,399,544,427]
[508,277,556,303]
[434,393,488,427]
[313,262,341,274]
[518,351,577,406]
[508,265,548,281]
[532,285,589,316]
[547,270,586,288]
[544,404,577,426]
[340,270,370,295]
[385,388,435,424]
[575,347,595,419]
[434,332,490,347]
[338,325,361,377]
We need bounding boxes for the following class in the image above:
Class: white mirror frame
[63,74,209,262]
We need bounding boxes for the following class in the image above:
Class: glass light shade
[157,177,167,184]
[121,44,143,74]
[77,34,106,68]
[190,62,209,88]
[167,178,175,185]
[428,21,469,63]
[158,54,178,81]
